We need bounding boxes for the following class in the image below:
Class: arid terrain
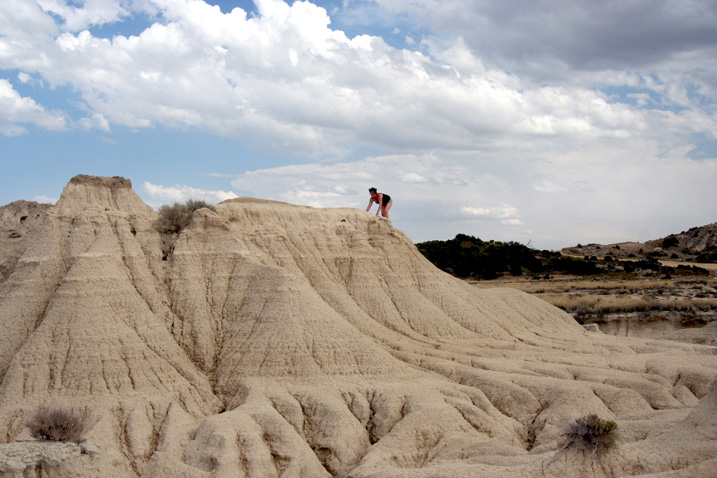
[0,176,716,478]
[560,223,717,263]
[471,273,717,346]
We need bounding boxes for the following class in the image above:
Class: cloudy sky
[1,0,715,249]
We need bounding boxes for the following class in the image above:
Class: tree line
[415,234,709,280]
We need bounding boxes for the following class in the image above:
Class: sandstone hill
[561,222,717,262]
[0,175,716,477]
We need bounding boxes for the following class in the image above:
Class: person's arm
[376,194,383,215]
[366,198,374,212]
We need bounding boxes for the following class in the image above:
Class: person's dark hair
[368,187,377,193]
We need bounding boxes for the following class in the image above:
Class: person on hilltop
[366,187,392,219]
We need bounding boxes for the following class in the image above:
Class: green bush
[27,406,86,443]
[154,199,215,235]
[661,235,679,248]
[415,234,544,279]
[154,199,216,259]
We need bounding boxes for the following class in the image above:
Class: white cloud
[33,195,57,203]
[401,172,428,183]
[460,207,490,216]
[3,0,704,156]
[0,0,715,251]
[0,79,67,135]
[533,180,567,194]
[77,113,110,131]
[224,147,717,249]
[36,0,138,31]
[0,79,115,135]
[501,219,524,226]
[494,205,519,219]
[17,72,40,85]
[142,181,238,207]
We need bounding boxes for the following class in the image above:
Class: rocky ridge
[561,222,717,262]
[0,175,715,477]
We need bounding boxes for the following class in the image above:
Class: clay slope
[0,175,716,478]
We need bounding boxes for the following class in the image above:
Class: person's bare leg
[382,201,392,219]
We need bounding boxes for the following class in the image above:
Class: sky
[1,0,716,250]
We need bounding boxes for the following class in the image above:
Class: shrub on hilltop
[154,199,215,235]
[154,199,216,259]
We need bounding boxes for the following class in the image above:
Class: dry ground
[470,273,717,345]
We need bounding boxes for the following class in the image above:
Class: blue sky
[1,0,716,249]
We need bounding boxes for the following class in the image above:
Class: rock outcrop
[0,175,715,477]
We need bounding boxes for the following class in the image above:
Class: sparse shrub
[155,203,190,235]
[543,414,617,476]
[28,405,86,443]
[154,199,216,259]
[154,199,215,235]
[564,414,617,453]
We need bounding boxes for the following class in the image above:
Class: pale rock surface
[0,175,715,477]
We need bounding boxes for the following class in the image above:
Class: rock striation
[0,175,715,477]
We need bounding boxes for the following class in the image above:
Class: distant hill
[561,222,717,263]
[416,234,710,279]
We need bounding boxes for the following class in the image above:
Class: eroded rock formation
[0,175,715,477]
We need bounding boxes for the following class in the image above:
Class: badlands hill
[561,222,717,263]
[0,175,716,478]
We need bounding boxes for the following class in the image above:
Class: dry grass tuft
[27,405,86,443]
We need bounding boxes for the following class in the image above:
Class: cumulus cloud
[36,0,135,31]
[375,0,717,90]
[225,147,717,248]
[460,207,490,216]
[501,219,524,226]
[142,181,238,207]
[0,79,67,135]
[0,77,111,134]
[401,172,428,183]
[2,0,705,154]
[0,0,715,249]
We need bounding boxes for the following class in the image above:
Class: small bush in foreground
[563,414,617,453]
[543,415,617,476]
[28,405,86,443]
